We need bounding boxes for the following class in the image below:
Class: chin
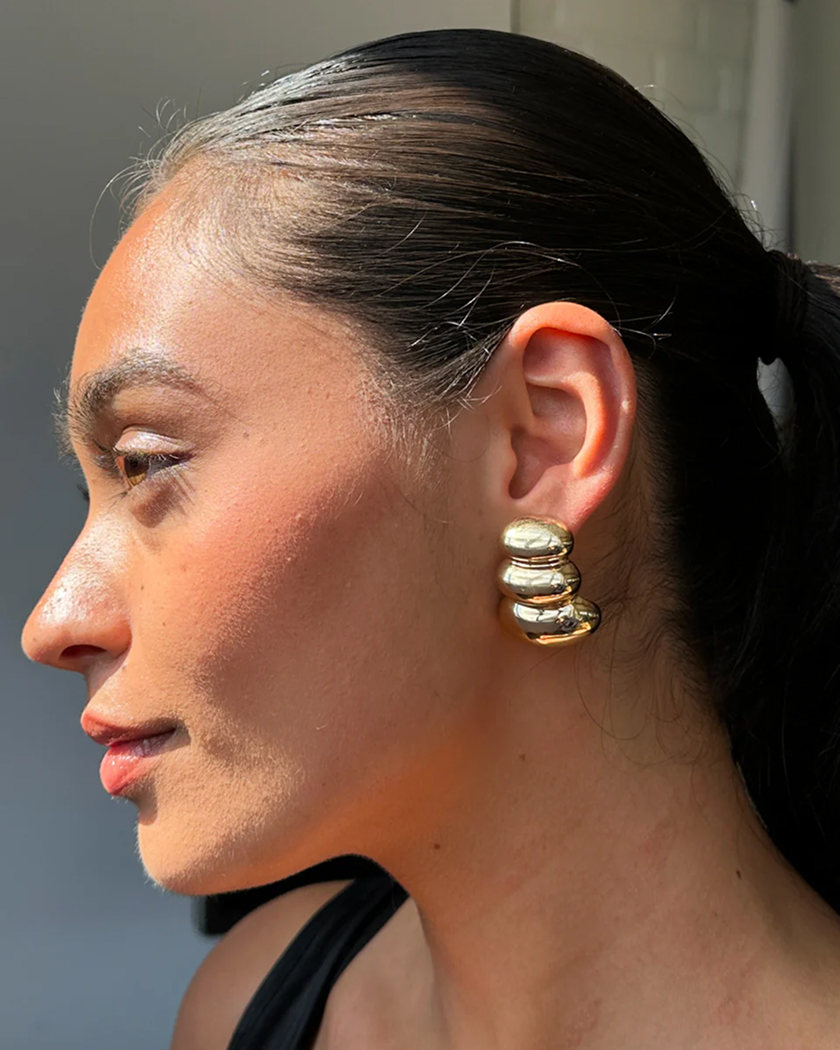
[134,812,335,898]
[135,826,220,895]
[137,828,267,897]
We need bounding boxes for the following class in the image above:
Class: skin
[22,181,840,1049]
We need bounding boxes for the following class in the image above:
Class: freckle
[518,752,526,762]
[242,430,250,440]
[433,843,441,850]
[140,585,144,592]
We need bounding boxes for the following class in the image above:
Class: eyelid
[112,447,191,490]
[86,438,191,492]
[111,427,194,456]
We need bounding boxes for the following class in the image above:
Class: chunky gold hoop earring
[497,517,601,646]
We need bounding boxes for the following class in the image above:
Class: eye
[113,450,184,490]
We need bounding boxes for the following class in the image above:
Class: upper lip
[81,711,177,747]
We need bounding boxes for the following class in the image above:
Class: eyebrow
[55,352,210,456]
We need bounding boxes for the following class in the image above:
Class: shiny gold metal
[500,517,573,561]
[499,596,601,645]
[497,558,581,605]
[497,517,601,646]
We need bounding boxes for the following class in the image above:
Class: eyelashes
[113,449,185,490]
[77,445,191,501]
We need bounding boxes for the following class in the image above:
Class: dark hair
[137,29,840,909]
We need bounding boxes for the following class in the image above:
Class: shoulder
[169,879,354,1050]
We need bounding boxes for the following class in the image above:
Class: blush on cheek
[146,419,379,667]
[184,455,379,678]
[126,443,413,890]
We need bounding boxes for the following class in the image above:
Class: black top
[226,875,410,1050]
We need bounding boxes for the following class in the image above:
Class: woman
[21,27,840,1050]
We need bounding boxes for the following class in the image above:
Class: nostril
[61,644,106,661]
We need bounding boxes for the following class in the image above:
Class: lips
[104,730,177,757]
[81,711,180,796]
[81,710,177,747]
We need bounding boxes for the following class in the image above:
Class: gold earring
[497,517,601,646]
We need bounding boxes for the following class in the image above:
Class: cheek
[135,437,390,718]
[126,432,491,892]
[129,445,418,888]
[129,430,453,810]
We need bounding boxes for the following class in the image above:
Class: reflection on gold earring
[497,517,601,646]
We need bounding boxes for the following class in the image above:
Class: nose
[21,535,131,675]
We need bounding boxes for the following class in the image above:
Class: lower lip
[100,731,177,796]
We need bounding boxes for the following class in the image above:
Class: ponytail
[727,257,840,909]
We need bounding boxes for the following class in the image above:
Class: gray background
[0,3,507,1048]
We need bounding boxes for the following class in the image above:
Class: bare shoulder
[169,879,354,1050]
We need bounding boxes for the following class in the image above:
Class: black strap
[198,856,387,936]
[227,875,409,1050]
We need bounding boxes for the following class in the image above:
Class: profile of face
[21,147,638,896]
[19,183,523,896]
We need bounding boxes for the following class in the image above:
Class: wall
[514,0,756,190]
[0,5,509,1050]
[793,0,840,261]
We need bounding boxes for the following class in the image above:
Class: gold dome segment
[497,517,601,646]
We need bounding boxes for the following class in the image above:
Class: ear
[465,301,637,533]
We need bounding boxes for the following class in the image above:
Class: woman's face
[21,186,498,895]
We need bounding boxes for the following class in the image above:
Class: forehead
[75,189,199,377]
[71,183,364,414]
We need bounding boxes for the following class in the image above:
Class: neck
[369,647,840,1050]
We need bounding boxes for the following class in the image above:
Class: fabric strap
[226,875,409,1050]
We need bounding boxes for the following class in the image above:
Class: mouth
[81,712,180,796]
